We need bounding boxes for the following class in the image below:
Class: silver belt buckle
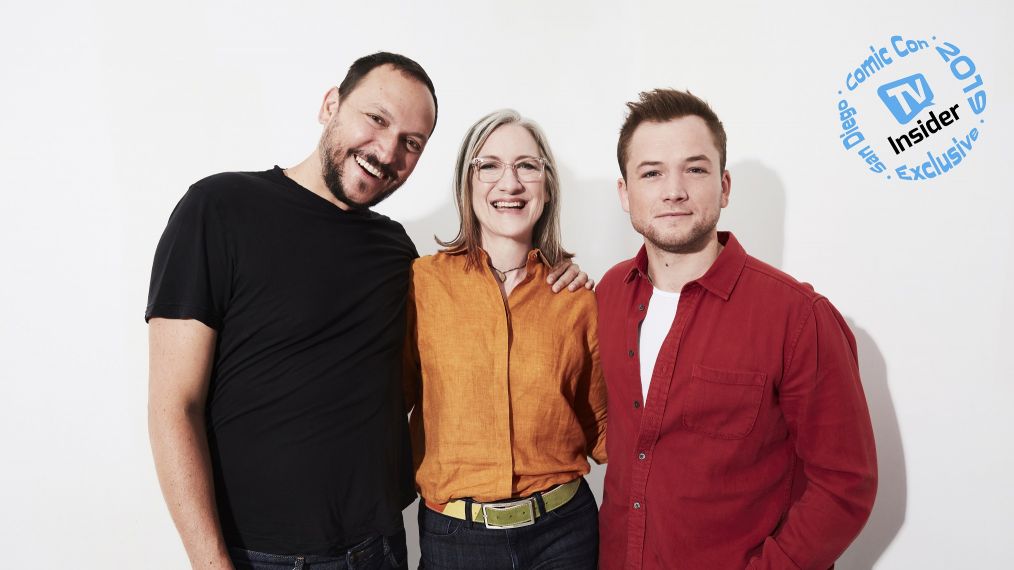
[482,498,537,529]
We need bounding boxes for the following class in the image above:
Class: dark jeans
[418,478,598,569]
[229,528,407,570]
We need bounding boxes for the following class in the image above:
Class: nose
[662,179,688,202]
[374,130,399,165]
[496,165,524,194]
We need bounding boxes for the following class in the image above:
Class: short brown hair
[617,89,727,178]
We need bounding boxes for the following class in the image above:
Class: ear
[720,169,731,208]
[318,87,341,126]
[617,177,631,213]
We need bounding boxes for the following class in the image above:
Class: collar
[477,247,549,270]
[623,232,747,301]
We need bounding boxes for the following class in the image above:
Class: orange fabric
[404,250,607,504]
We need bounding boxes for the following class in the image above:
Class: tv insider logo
[836,35,988,182]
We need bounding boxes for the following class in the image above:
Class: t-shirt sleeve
[145,184,232,330]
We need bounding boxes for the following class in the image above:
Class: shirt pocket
[682,364,768,439]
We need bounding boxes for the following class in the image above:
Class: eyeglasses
[471,157,546,183]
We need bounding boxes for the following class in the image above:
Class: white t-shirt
[639,287,680,403]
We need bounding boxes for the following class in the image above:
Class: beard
[319,130,400,210]
[633,209,719,255]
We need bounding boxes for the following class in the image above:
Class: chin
[652,230,714,254]
[346,178,394,207]
[482,225,534,243]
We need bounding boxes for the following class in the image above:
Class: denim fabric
[229,527,407,570]
[418,478,598,569]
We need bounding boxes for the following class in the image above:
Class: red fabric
[596,233,877,570]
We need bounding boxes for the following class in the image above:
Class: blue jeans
[418,478,598,569]
[229,528,407,570]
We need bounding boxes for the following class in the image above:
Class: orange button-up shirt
[405,250,607,504]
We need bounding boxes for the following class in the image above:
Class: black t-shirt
[146,167,418,555]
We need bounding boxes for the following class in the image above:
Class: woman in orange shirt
[404,110,607,569]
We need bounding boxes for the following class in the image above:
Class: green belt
[427,478,581,529]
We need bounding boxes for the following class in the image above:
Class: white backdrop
[2,1,1012,567]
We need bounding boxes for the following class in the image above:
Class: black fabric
[146,167,418,555]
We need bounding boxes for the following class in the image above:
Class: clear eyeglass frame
[470,157,547,183]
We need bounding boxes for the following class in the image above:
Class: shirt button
[638,304,645,311]
[638,452,646,460]
[633,400,640,409]
[633,502,641,510]
[628,349,635,357]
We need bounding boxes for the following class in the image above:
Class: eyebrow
[477,154,539,161]
[374,104,429,142]
[635,155,712,169]
[684,155,712,163]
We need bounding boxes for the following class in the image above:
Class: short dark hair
[337,52,438,133]
[617,89,727,178]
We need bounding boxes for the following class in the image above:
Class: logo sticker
[877,73,934,124]
[835,35,988,182]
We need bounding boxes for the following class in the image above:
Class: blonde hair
[438,109,573,269]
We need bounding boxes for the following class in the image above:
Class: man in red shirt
[596,89,877,569]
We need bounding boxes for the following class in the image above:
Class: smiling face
[619,115,731,254]
[471,123,547,247]
[318,64,436,210]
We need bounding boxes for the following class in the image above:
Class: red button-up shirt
[596,233,877,570]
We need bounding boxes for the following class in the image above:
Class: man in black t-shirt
[146,53,586,570]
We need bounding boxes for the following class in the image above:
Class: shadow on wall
[400,199,462,258]
[838,323,907,570]
[719,160,785,269]
[557,163,644,281]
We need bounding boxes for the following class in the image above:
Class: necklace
[491,261,527,283]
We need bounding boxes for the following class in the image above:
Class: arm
[580,308,608,463]
[148,318,234,570]
[747,300,877,569]
[402,276,422,414]
[546,258,595,292]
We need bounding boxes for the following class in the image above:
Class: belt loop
[533,491,547,517]
[464,498,474,527]
[293,556,305,570]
